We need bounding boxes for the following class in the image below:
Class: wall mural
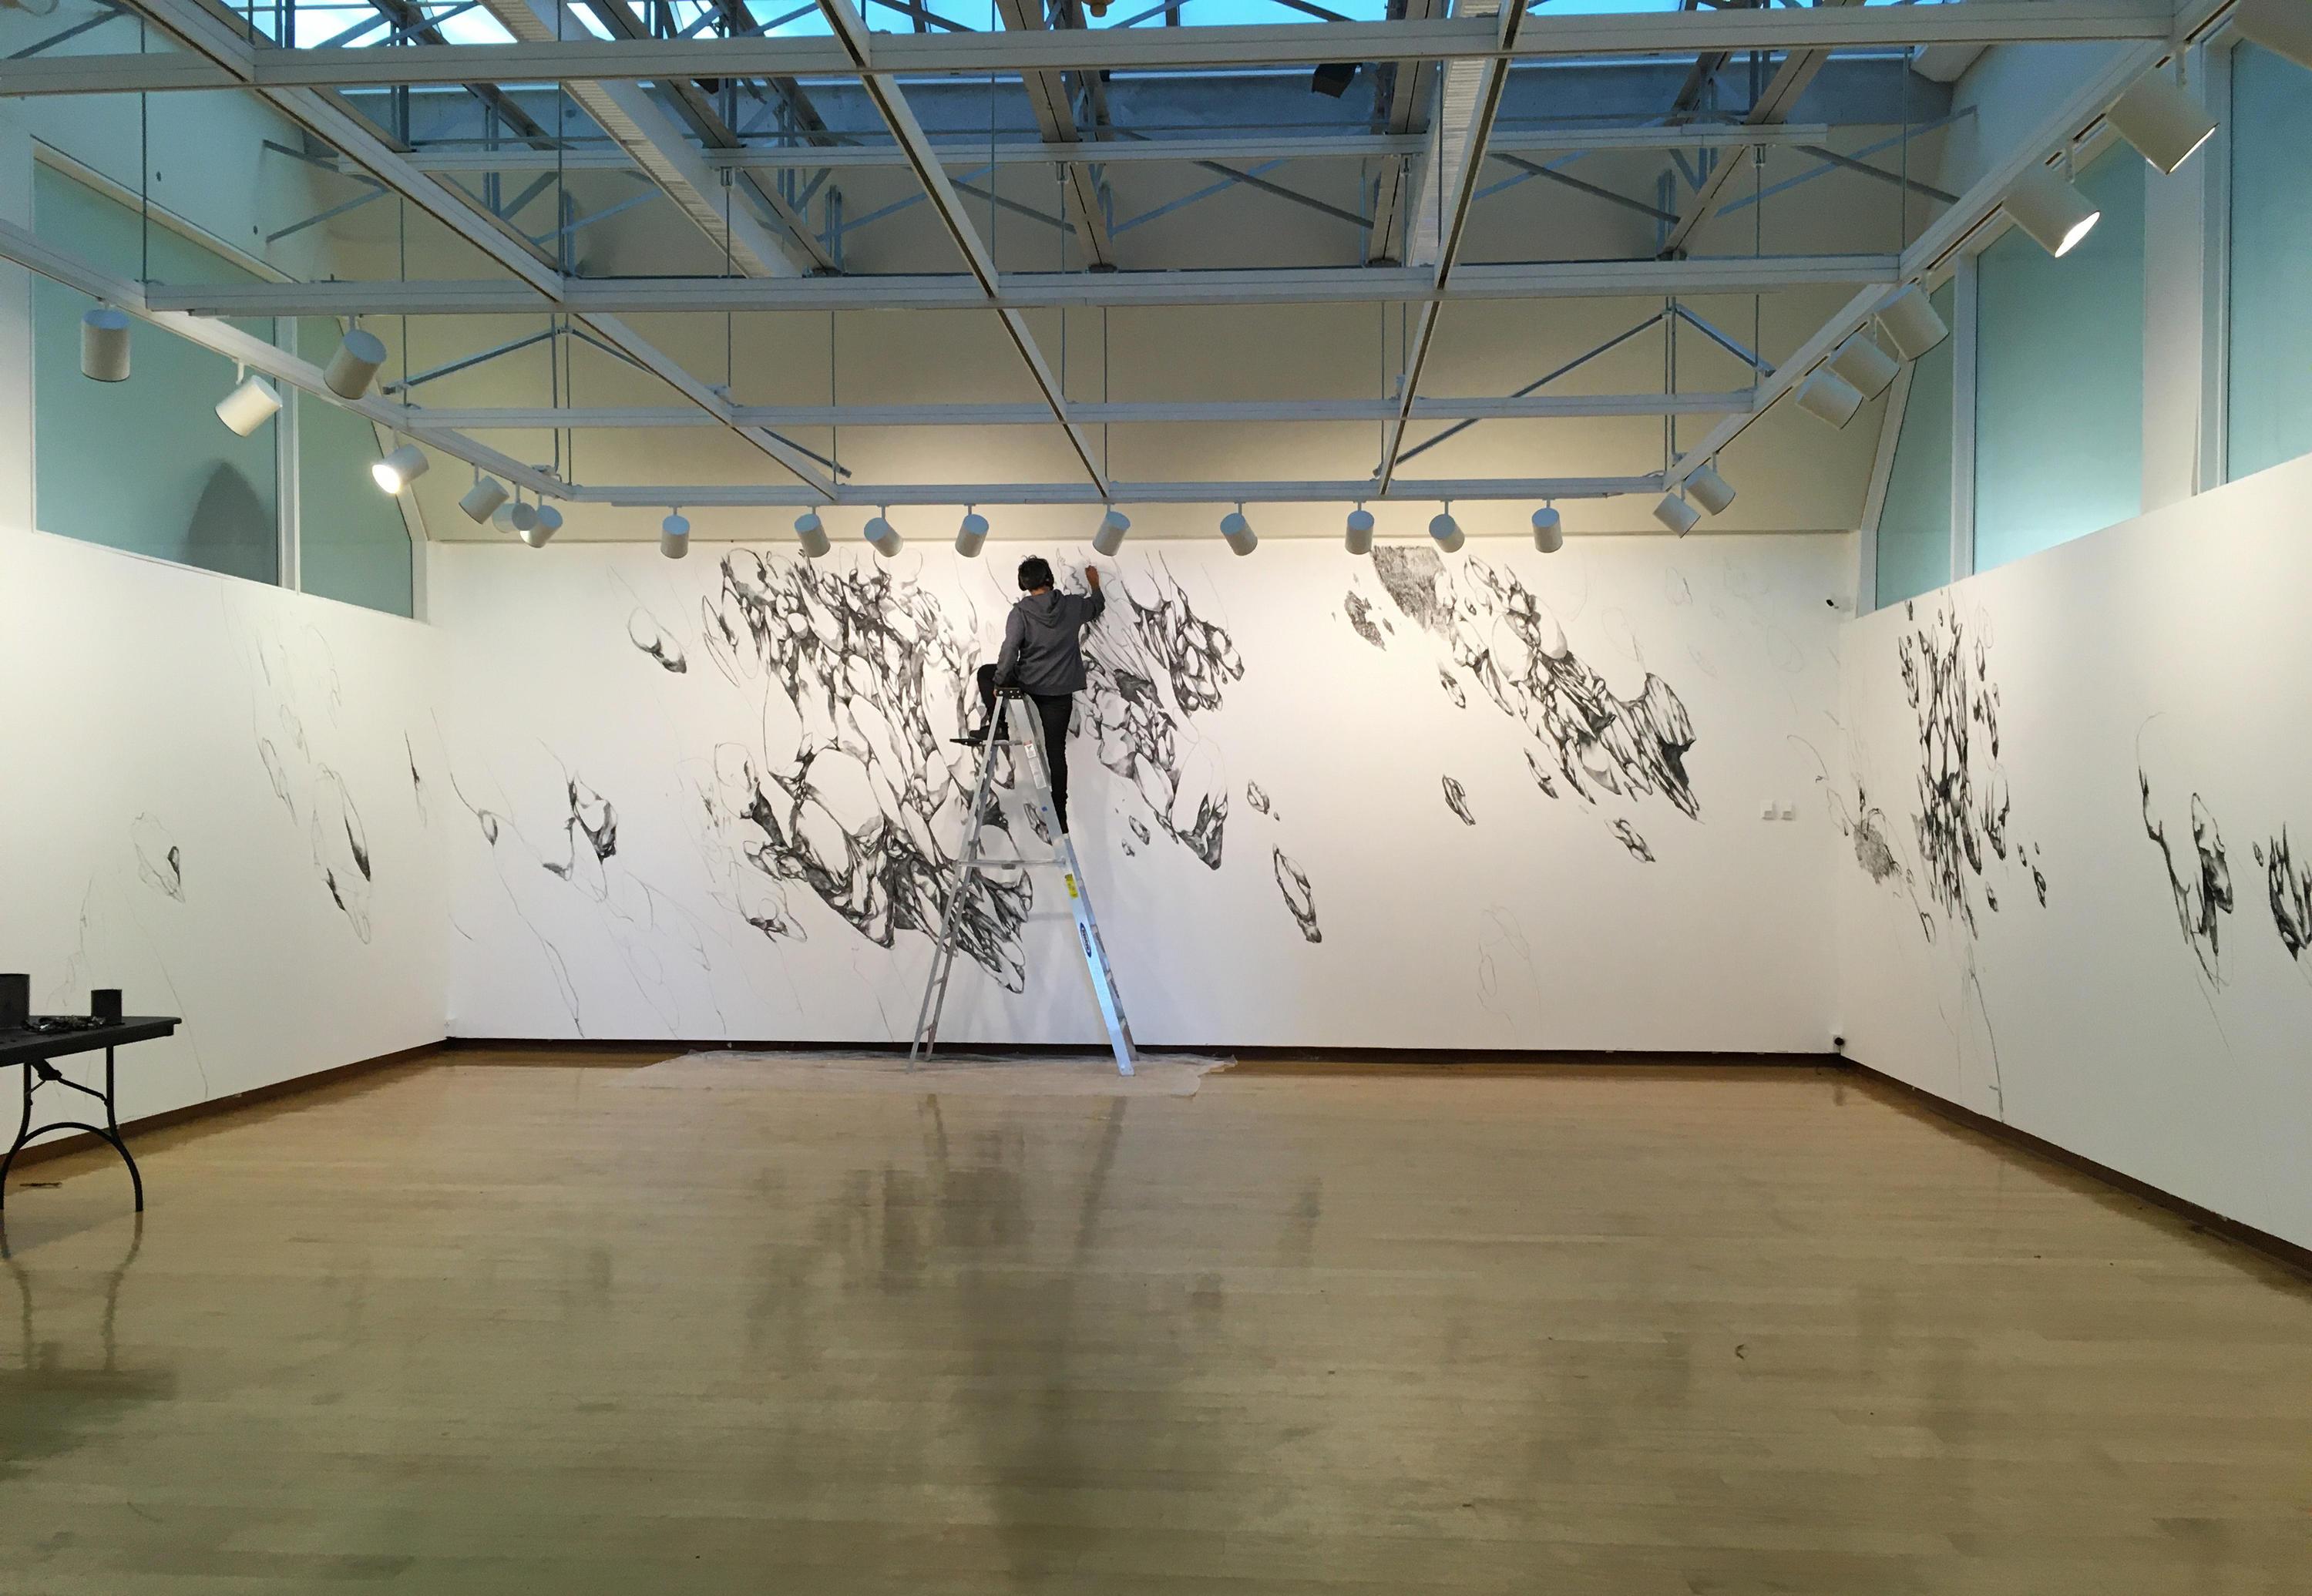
[0,523,445,1128]
[242,619,380,946]
[435,536,1845,1047]
[2258,830,2312,966]
[1832,460,2312,1252]
[1348,546,1702,863]
[1896,598,2048,937]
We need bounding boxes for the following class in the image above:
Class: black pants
[976,664,1075,832]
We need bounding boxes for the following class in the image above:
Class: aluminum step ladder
[909,690,1138,1076]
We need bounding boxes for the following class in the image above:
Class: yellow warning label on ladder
[1064,873,1079,899]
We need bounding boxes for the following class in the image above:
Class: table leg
[0,1065,30,1215]
[102,1047,144,1213]
[0,1053,145,1214]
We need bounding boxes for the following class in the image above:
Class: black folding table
[0,1018,180,1213]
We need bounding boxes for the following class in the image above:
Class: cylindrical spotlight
[1652,493,1702,536]
[506,501,538,536]
[1876,284,1950,360]
[80,307,131,381]
[662,512,691,559]
[1687,463,1737,516]
[1092,508,1129,556]
[2105,72,2218,174]
[1793,367,1866,428]
[2233,0,2312,72]
[1531,506,1563,554]
[459,475,509,524]
[1220,510,1258,556]
[863,513,902,557]
[325,327,388,399]
[794,510,831,558]
[954,511,989,557]
[371,442,428,493]
[520,505,560,549]
[1429,511,1464,553]
[215,374,281,435]
[1829,332,1900,401]
[2004,166,2101,258]
[1344,506,1374,556]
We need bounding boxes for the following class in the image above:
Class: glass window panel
[1971,145,2146,572]
[2226,43,2312,482]
[32,165,279,584]
[294,321,415,619]
[1873,284,1956,610]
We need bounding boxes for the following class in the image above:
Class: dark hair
[1017,556,1055,592]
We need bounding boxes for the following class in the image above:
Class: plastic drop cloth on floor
[612,1050,1232,1098]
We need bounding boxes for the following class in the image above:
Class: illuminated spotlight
[325,327,388,399]
[956,510,990,557]
[1531,505,1564,554]
[863,512,902,557]
[1344,506,1375,556]
[80,307,131,381]
[1220,509,1258,556]
[500,501,538,537]
[2003,166,2101,258]
[1829,332,1900,401]
[1429,509,1464,553]
[1685,462,1736,517]
[2105,72,2217,174]
[1652,493,1702,536]
[1793,366,1866,428]
[1875,284,1949,361]
[215,373,282,435]
[662,512,691,559]
[2232,0,2312,73]
[459,475,509,525]
[522,503,562,549]
[371,443,428,494]
[794,510,832,559]
[1092,508,1130,556]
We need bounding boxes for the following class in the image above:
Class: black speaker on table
[91,988,123,1022]
[0,974,27,1029]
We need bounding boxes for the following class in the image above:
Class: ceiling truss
[0,0,2223,516]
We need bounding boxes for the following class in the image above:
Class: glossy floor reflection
[2,1056,2309,1594]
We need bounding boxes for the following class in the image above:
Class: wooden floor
[4,1053,2309,1594]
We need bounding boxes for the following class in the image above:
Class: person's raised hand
[1086,565,1102,587]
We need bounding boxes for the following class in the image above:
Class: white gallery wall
[432,533,1849,1050]
[1833,454,2312,1250]
[0,525,449,1126]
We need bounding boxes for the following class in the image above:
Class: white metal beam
[1365,0,1440,266]
[1376,0,1524,492]
[1657,0,1858,260]
[391,389,1759,428]
[0,2,2179,95]
[476,0,823,276]
[570,474,1664,507]
[0,215,565,499]
[116,0,838,497]
[817,0,1094,493]
[143,253,1900,316]
[1662,34,2170,492]
[993,0,1115,268]
[371,121,1841,174]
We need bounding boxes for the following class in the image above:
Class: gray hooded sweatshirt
[996,587,1106,696]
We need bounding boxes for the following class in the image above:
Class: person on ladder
[964,556,1104,833]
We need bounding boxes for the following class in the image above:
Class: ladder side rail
[909,720,1008,1061]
